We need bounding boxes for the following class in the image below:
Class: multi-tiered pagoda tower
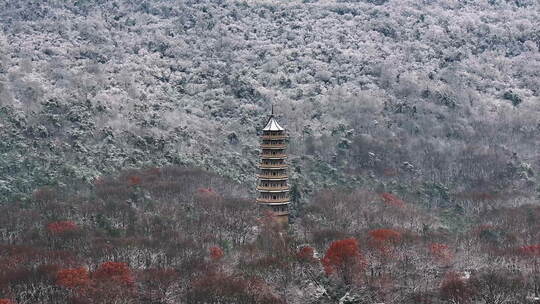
[256,110,289,224]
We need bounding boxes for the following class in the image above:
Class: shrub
[503,90,522,107]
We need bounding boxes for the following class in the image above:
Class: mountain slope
[0,0,538,203]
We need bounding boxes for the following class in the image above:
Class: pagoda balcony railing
[260,144,286,149]
[257,198,290,204]
[259,163,288,169]
[261,154,287,159]
[261,135,288,140]
[257,186,289,191]
[257,174,288,180]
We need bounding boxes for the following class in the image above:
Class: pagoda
[256,108,289,224]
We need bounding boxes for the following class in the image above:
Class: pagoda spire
[256,108,289,224]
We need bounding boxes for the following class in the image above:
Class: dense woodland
[0,0,539,303]
[0,167,539,303]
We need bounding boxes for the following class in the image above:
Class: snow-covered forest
[1,0,538,201]
[0,0,539,303]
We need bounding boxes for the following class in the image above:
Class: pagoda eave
[261,135,289,140]
[259,165,288,170]
[260,145,286,149]
[260,156,288,160]
[257,176,288,181]
[257,201,290,206]
[257,189,290,193]
[257,186,290,191]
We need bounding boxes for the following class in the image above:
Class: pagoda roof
[263,116,284,131]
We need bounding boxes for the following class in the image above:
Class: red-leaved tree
[46,221,78,234]
[209,246,224,261]
[369,229,402,243]
[56,267,90,289]
[63,262,135,303]
[518,244,540,256]
[368,229,402,257]
[380,193,405,208]
[322,238,365,284]
[296,246,316,262]
[94,262,134,286]
[429,243,453,264]
[127,175,142,186]
[0,299,15,304]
